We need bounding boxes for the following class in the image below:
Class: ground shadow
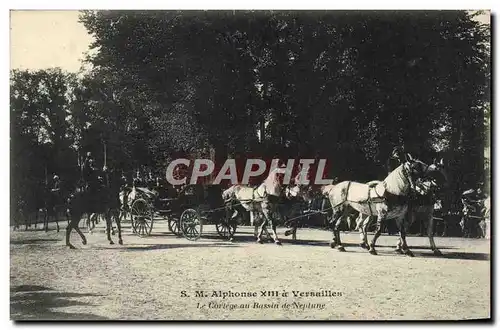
[375,244,458,250]
[10,238,61,245]
[12,227,48,232]
[280,238,329,247]
[11,285,54,293]
[10,285,107,321]
[146,232,179,237]
[417,251,490,261]
[100,242,240,251]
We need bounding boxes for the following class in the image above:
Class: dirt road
[10,221,490,320]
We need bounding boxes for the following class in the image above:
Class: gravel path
[10,220,490,320]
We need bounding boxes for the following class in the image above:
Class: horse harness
[337,163,415,217]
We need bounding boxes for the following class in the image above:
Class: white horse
[321,156,432,256]
[355,176,443,255]
[222,166,289,244]
[354,158,447,255]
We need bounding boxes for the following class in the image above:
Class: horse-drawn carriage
[124,184,237,241]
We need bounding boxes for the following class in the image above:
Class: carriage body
[127,183,233,240]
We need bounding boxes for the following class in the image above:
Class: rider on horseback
[386,146,407,173]
[82,152,97,190]
[51,175,61,193]
[49,174,62,211]
[385,145,408,235]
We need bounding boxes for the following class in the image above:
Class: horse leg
[87,213,95,234]
[44,209,49,232]
[249,212,257,237]
[66,214,78,249]
[359,215,371,250]
[395,210,412,254]
[256,219,266,244]
[368,208,387,255]
[263,204,281,245]
[396,210,414,257]
[86,213,90,233]
[427,210,441,255]
[105,211,114,245]
[333,209,347,252]
[55,209,60,233]
[357,214,365,246]
[329,208,342,248]
[73,223,87,246]
[115,210,123,245]
[400,227,414,257]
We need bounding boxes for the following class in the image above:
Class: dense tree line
[10,10,490,213]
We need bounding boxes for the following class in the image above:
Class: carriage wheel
[130,199,154,237]
[180,208,203,241]
[168,216,182,237]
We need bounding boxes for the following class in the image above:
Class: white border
[2,1,497,329]
[2,0,499,10]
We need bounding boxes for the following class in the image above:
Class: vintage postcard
[9,9,491,321]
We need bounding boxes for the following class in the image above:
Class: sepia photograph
[9,9,491,321]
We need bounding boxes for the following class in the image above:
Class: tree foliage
[11,10,490,212]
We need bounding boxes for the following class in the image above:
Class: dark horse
[13,181,67,232]
[44,184,70,232]
[66,173,122,249]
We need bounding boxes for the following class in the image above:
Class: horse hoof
[369,248,378,255]
[118,239,123,245]
[284,230,291,236]
[405,250,415,257]
[337,246,346,252]
[256,239,263,244]
[68,244,76,250]
[82,239,87,245]
[395,248,404,254]
[109,241,114,245]
[433,249,442,256]
[359,243,369,250]
[275,241,282,246]
[330,241,337,249]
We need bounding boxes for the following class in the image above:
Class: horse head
[425,158,449,188]
[385,155,430,196]
[404,154,432,183]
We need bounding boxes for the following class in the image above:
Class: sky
[9,10,491,73]
[10,11,94,72]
